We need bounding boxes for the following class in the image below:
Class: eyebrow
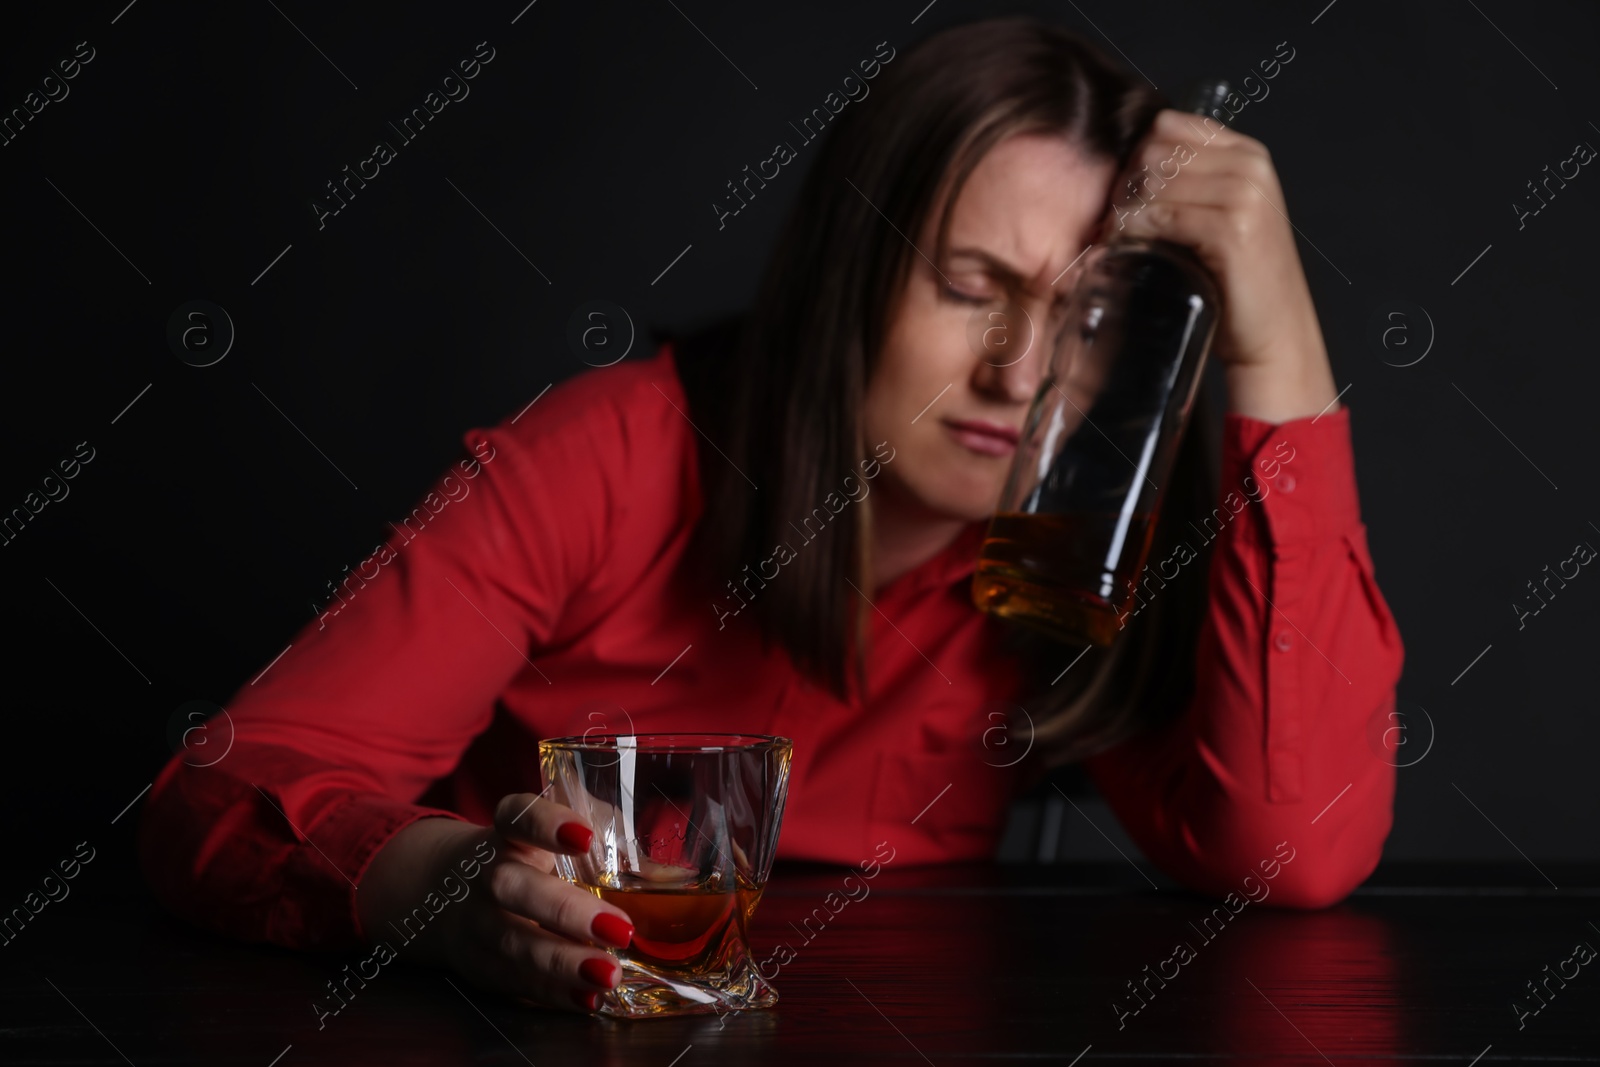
[946,246,1026,287]
[947,245,1079,297]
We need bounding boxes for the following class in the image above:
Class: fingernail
[590,912,633,949]
[579,956,619,989]
[555,822,594,852]
[572,989,602,1013]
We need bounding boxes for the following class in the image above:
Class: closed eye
[942,285,992,306]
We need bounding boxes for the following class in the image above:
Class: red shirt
[139,343,1404,950]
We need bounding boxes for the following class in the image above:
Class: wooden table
[2,861,1595,1065]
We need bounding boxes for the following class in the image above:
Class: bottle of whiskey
[972,80,1231,645]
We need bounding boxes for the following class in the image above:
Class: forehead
[939,132,1117,269]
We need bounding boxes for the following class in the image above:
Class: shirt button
[1276,473,1297,494]
[1274,630,1293,652]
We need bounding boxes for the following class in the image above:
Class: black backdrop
[2,0,1596,874]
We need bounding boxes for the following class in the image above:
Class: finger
[1152,108,1269,160]
[484,855,635,948]
[1132,138,1258,182]
[459,906,624,1014]
[1114,169,1284,219]
[1113,200,1239,263]
[1116,149,1278,212]
[1120,130,1274,202]
[493,790,594,855]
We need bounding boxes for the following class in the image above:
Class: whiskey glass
[537,733,793,1019]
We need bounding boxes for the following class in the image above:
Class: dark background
[1,0,1596,882]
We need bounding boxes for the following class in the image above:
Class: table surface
[2,861,1596,1066]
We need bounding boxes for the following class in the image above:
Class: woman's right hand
[356,792,635,1013]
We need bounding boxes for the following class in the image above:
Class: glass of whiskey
[537,733,793,1019]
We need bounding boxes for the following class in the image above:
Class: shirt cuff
[1221,404,1363,547]
[279,791,470,948]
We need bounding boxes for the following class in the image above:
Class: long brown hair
[673,15,1220,768]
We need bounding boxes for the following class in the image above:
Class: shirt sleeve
[137,363,661,951]
[1083,404,1405,908]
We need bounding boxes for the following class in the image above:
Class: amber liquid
[586,882,764,976]
[973,510,1156,645]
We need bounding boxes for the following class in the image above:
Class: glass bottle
[972,79,1231,646]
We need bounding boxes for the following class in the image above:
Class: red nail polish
[579,956,619,989]
[555,822,594,852]
[572,989,602,1013]
[590,911,633,949]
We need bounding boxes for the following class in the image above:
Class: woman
[141,17,1404,1015]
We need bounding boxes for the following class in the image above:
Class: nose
[969,295,1055,405]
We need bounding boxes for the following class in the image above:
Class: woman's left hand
[1104,108,1340,424]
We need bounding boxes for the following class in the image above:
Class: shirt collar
[890,519,989,597]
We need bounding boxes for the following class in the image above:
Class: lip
[942,417,1020,457]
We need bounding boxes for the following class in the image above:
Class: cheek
[862,276,1012,519]
[869,281,975,421]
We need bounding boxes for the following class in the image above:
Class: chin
[910,476,1004,524]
